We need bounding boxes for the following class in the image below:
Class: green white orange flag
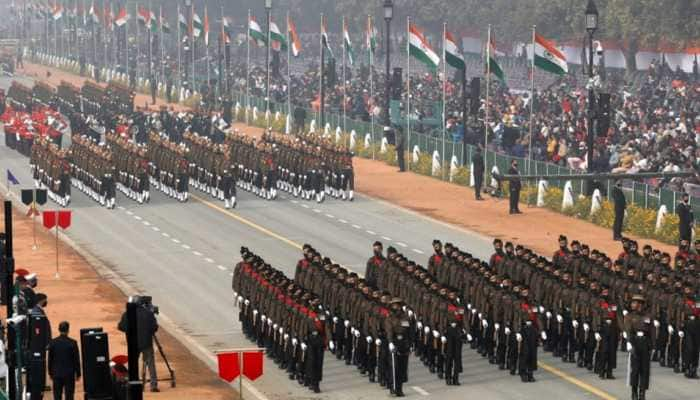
[444,29,465,70]
[486,32,505,81]
[408,23,439,70]
[288,16,301,57]
[248,15,266,46]
[534,33,568,75]
[270,20,287,51]
[343,19,354,65]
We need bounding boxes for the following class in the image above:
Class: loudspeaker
[81,328,112,399]
[597,93,611,137]
[391,68,403,100]
[28,314,50,353]
[470,78,481,116]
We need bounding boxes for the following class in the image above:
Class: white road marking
[126,210,133,215]
[205,258,214,263]
[181,244,191,250]
[338,219,348,224]
[302,204,310,208]
[313,209,321,213]
[366,230,376,235]
[162,232,170,238]
[412,249,425,254]
[352,224,361,229]
[143,221,151,226]
[192,251,203,257]
[411,386,430,396]
[171,238,180,243]
[117,206,125,210]
[217,265,226,271]
[291,200,298,204]
[382,236,392,241]
[325,214,334,218]
[152,226,160,232]
[134,215,142,221]
[396,242,408,247]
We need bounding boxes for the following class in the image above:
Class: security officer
[385,298,410,397]
[508,159,521,214]
[625,294,652,400]
[611,180,626,240]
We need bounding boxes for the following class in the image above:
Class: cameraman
[118,299,159,392]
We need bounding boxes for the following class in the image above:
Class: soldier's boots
[395,383,405,397]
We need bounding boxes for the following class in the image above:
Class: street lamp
[383,0,393,129]
[265,0,272,125]
[585,0,598,175]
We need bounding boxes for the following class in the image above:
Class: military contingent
[231,235,700,400]
[68,134,117,209]
[29,137,71,207]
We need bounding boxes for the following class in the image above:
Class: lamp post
[265,0,272,126]
[383,0,393,128]
[585,0,598,175]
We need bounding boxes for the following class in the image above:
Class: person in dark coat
[394,127,405,172]
[444,306,464,385]
[611,181,626,240]
[473,147,485,200]
[118,304,159,392]
[508,160,522,214]
[48,321,81,400]
[305,318,325,393]
[676,192,694,242]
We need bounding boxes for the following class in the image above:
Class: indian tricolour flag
[486,32,505,81]
[534,33,568,75]
[343,20,354,65]
[444,29,465,70]
[366,16,377,60]
[408,23,439,70]
[249,16,266,46]
[114,6,128,27]
[288,16,301,57]
[192,12,202,38]
[270,20,287,51]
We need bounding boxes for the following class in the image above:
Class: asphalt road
[1,76,698,399]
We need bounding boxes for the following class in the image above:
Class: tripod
[141,334,176,389]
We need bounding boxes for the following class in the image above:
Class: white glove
[366,336,372,344]
[233,290,238,298]
[402,306,407,312]
[301,343,307,351]
[679,331,685,338]
[653,320,660,328]
[495,323,501,331]
[595,332,602,341]
[292,338,298,346]
[244,299,250,306]
[539,306,545,313]
[546,311,552,319]
[417,322,423,330]
[389,342,396,352]
[505,327,511,335]
[622,309,629,316]
[350,327,356,336]
[482,320,489,329]
[283,333,289,340]
[541,331,547,341]
[556,314,563,323]
[261,315,267,322]
[478,313,483,320]
[668,325,674,334]
[516,333,523,342]
[278,327,283,334]
[267,319,273,326]
[626,342,633,352]
[433,330,440,338]
[354,329,361,338]
[375,338,382,346]
[467,303,472,310]
[344,320,350,328]
[237,295,243,303]
[572,320,579,329]
[273,323,278,330]
[329,341,335,351]
[424,326,430,334]
[583,323,590,332]
[623,331,628,340]
[408,310,414,318]
[333,316,339,324]
[467,334,473,342]
[441,336,447,344]
[253,309,258,316]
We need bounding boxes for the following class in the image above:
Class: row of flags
[20,1,569,79]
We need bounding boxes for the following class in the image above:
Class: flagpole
[176,4,181,94]
[442,22,447,181]
[205,5,210,96]
[160,5,164,91]
[246,8,250,124]
[485,24,491,151]
[369,15,375,160]
[406,16,410,172]
[54,1,57,57]
[190,1,195,94]
[147,0,153,88]
[135,2,140,84]
[286,11,291,123]
[342,16,347,138]
[265,11,272,126]
[528,25,535,178]
[319,13,324,129]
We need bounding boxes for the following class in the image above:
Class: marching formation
[29,137,71,207]
[68,134,117,209]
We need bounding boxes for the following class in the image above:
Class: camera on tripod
[134,295,159,315]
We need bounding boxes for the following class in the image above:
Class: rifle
[391,347,397,394]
